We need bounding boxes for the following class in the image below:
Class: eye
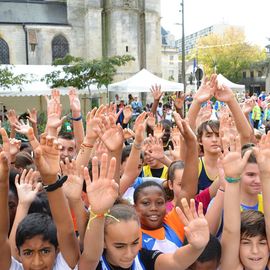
[157,200,165,205]
[241,241,250,245]
[259,240,267,245]
[142,201,150,206]
[40,248,51,255]
[114,245,125,249]
[23,250,33,256]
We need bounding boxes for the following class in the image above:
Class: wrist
[18,201,31,210]
[72,111,81,118]
[225,176,241,183]
[123,118,130,124]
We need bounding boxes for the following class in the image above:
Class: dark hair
[265,123,270,135]
[197,234,221,263]
[121,145,143,164]
[241,210,266,239]
[105,203,139,231]
[14,151,35,170]
[160,119,173,130]
[16,213,58,251]
[58,132,74,140]
[28,191,52,217]
[241,143,256,164]
[133,181,166,204]
[164,160,185,201]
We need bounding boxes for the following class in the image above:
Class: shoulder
[10,257,23,270]
[139,249,162,270]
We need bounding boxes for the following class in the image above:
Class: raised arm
[33,133,80,268]
[120,112,147,195]
[9,169,41,260]
[79,154,118,270]
[187,75,216,131]
[0,128,11,269]
[174,112,198,204]
[254,133,270,245]
[27,108,39,139]
[220,135,252,270]
[68,88,84,152]
[150,84,163,116]
[156,199,209,270]
[215,85,253,145]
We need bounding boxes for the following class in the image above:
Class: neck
[240,191,258,206]
[203,153,218,166]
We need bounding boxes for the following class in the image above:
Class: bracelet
[69,114,82,121]
[81,142,94,148]
[218,188,225,192]
[225,176,241,183]
[43,175,68,192]
[87,207,120,228]
[133,141,142,150]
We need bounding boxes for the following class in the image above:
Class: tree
[189,27,266,83]
[0,66,30,90]
[43,54,135,90]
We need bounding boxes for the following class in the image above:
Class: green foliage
[188,27,267,83]
[0,66,30,90]
[43,54,135,90]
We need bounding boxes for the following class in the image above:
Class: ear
[16,247,21,258]
[168,180,173,190]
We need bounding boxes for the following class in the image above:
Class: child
[79,153,210,270]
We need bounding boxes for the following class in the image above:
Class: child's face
[18,235,57,270]
[200,126,221,154]
[239,235,269,270]
[105,220,140,268]
[134,186,166,230]
[241,163,261,195]
[169,169,183,200]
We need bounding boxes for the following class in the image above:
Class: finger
[20,169,28,184]
[176,206,189,226]
[242,149,253,166]
[25,168,34,185]
[190,199,198,219]
[100,153,108,179]
[15,174,20,187]
[91,156,99,182]
[107,157,116,180]
[34,182,42,194]
[181,198,194,221]
[84,166,92,186]
[197,202,204,218]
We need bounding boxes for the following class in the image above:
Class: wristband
[225,176,241,183]
[43,175,68,192]
[133,142,142,150]
[69,114,82,121]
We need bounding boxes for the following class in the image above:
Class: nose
[32,253,43,267]
[253,175,261,185]
[251,243,259,254]
[150,202,157,211]
[212,134,218,141]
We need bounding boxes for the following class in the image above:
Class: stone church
[0,0,161,79]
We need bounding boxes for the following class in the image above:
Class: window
[169,70,174,76]
[250,71,254,78]
[52,35,69,62]
[0,38,10,64]
[258,70,262,77]
[243,71,246,79]
[169,55,174,61]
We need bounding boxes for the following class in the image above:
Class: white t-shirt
[10,253,78,270]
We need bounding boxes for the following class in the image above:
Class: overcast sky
[161,0,270,47]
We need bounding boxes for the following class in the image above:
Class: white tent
[217,74,245,91]
[0,65,106,97]
[108,68,184,92]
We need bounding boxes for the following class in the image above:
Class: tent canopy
[108,68,183,92]
[217,74,245,91]
[0,65,106,97]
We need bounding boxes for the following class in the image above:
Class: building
[161,27,179,82]
[176,23,239,55]
[0,0,161,80]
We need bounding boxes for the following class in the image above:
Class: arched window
[52,35,69,62]
[0,38,10,64]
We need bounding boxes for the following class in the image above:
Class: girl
[79,153,210,270]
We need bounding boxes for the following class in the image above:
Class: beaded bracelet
[225,176,241,183]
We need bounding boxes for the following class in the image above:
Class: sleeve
[195,187,211,214]
[55,253,78,270]
[10,257,23,270]
[139,249,162,270]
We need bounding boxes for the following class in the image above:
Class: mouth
[147,215,160,221]
[249,257,262,262]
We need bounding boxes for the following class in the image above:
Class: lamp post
[180,0,186,116]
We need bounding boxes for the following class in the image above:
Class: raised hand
[153,123,164,139]
[0,128,10,182]
[14,119,31,135]
[254,132,270,176]
[176,198,209,250]
[171,125,181,141]
[84,154,119,214]
[144,135,164,161]
[242,98,255,115]
[84,108,101,145]
[214,84,234,103]
[61,158,84,202]
[33,133,61,183]
[0,128,11,162]
[173,91,185,110]
[193,74,217,104]
[123,105,133,124]
[146,112,156,129]
[219,135,252,178]
[150,84,163,101]
[95,115,124,152]
[169,136,181,161]
[7,109,19,129]
[133,111,147,132]
[68,88,81,113]
[9,138,21,159]
[15,168,41,206]
[123,128,135,140]
[27,108,37,126]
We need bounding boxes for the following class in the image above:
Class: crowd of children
[0,74,270,270]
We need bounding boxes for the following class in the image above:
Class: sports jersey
[96,249,162,270]
[143,165,168,180]
[198,157,217,192]
[141,208,184,253]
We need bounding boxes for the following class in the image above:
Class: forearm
[187,100,201,131]
[71,111,85,153]
[79,216,105,270]
[205,189,224,235]
[159,155,172,167]
[107,149,122,185]
[32,123,39,139]
[45,182,80,267]
[158,244,205,270]
[76,138,95,171]
[227,98,253,143]
[69,199,89,248]
[120,144,142,195]
[151,99,159,115]
[9,203,29,259]
[9,127,16,139]
[261,173,270,243]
